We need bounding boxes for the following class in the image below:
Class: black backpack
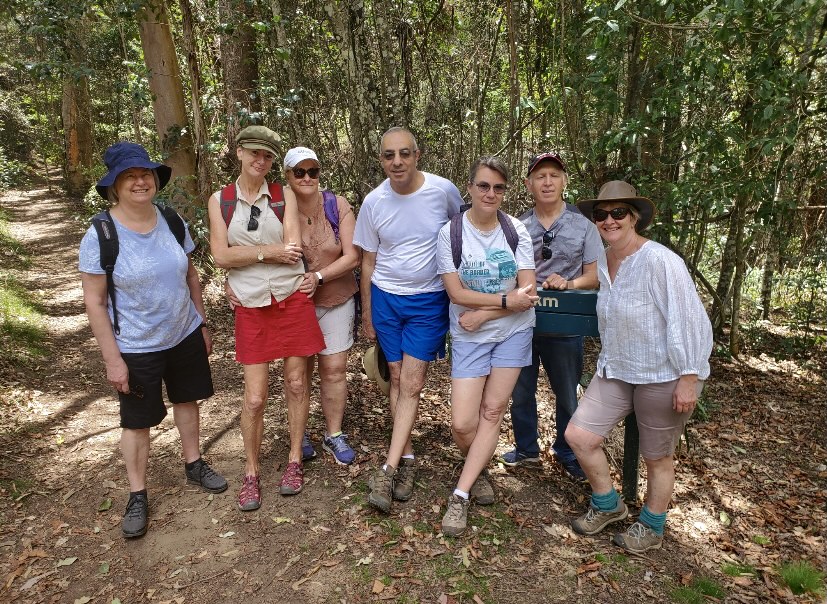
[91,204,186,335]
[450,207,520,269]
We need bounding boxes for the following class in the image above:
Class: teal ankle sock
[591,489,620,512]
[639,505,666,535]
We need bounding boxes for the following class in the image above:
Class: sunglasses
[291,167,320,179]
[593,207,631,222]
[473,182,508,195]
[247,205,261,231]
[541,230,555,260]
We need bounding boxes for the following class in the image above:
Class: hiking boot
[301,432,317,461]
[237,475,261,511]
[185,458,228,493]
[392,457,417,501]
[122,492,148,538]
[322,433,356,465]
[279,461,304,495]
[571,500,629,536]
[470,470,495,505]
[612,521,663,553]
[441,494,471,537]
[498,449,541,467]
[368,465,395,513]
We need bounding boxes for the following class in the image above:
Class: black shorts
[118,327,214,429]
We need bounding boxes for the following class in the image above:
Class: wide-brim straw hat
[362,344,390,397]
[576,180,656,232]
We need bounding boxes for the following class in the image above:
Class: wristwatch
[257,246,264,262]
[315,271,324,285]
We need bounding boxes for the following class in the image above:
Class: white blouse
[596,241,712,384]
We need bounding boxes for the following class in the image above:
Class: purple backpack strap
[322,190,340,243]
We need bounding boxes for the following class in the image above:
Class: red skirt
[234,291,325,364]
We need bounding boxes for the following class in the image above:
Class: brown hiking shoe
[392,457,417,501]
[571,500,629,536]
[441,494,470,537]
[368,464,395,513]
[470,470,495,505]
[612,521,663,553]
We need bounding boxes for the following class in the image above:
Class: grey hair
[469,156,509,183]
[381,126,418,152]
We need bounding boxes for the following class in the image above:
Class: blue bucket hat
[95,142,172,199]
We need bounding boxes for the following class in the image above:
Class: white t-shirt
[353,172,462,294]
[436,213,536,343]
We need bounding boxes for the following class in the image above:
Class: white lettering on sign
[535,297,559,308]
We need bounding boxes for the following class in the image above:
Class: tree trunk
[712,208,738,338]
[137,0,199,215]
[179,0,212,203]
[218,0,262,167]
[728,195,750,356]
[61,19,93,199]
[505,0,520,167]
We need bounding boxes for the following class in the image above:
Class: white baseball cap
[283,146,319,169]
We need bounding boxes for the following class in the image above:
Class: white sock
[402,454,415,460]
[453,488,469,500]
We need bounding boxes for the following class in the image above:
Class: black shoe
[122,492,148,538]
[185,458,228,493]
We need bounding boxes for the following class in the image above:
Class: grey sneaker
[470,470,495,505]
[571,500,629,536]
[368,465,395,513]
[441,494,470,537]
[122,492,148,538]
[392,457,417,501]
[185,459,228,493]
[612,521,663,553]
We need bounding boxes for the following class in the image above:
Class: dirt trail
[0,180,825,604]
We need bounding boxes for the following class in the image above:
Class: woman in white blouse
[564,181,712,553]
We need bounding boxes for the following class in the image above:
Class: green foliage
[671,576,726,604]
[722,562,757,577]
[778,560,825,596]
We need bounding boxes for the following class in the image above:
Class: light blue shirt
[79,207,202,353]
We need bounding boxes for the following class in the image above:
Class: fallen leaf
[74,598,91,604]
[271,517,293,524]
[219,531,235,538]
[98,498,112,512]
[98,562,109,575]
[57,557,78,567]
[372,579,385,594]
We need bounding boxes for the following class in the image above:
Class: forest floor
[0,177,825,604]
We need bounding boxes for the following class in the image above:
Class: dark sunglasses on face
[291,167,320,179]
[473,182,508,195]
[247,205,261,231]
[593,207,631,222]
[542,230,555,260]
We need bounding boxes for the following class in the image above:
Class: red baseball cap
[526,151,567,176]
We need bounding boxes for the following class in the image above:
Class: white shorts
[316,297,355,355]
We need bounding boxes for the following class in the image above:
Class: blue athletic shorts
[370,284,448,363]
[451,328,534,378]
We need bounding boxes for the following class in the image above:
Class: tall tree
[137,0,198,212]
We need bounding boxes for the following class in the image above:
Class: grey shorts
[570,374,704,459]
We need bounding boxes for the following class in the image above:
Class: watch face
[257,250,264,261]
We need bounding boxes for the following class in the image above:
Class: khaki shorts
[316,297,355,355]
[570,374,704,459]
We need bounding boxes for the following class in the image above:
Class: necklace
[467,212,498,237]
[298,194,322,225]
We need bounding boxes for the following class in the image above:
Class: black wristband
[501,294,507,309]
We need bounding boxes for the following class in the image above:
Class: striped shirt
[596,241,712,384]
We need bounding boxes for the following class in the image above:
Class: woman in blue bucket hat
[79,141,227,539]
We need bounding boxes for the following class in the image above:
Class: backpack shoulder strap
[497,210,519,256]
[450,212,464,270]
[322,190,340,242]
[267,182,285,222]
[156,203,186,248]
[91,210,122,335]
[219,184,237,226]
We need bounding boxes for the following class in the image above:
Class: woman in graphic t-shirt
[435,156,539,536]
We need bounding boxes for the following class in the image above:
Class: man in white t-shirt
[353,127,463,513]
